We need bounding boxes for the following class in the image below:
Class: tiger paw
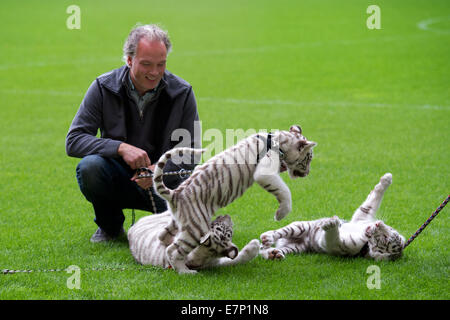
[377,173,392,190]
[260,232,275,248]
[158,229,174,246]
[178,268,198,275]
[241,239,260,261]
[321,216,340,231]
[245,239,261,253]
[274,203,291,221]
[169,260,198,275]
[266,248,285,260]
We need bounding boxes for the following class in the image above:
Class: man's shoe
[90,227,125,243]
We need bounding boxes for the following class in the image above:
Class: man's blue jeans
[76,155,168,237]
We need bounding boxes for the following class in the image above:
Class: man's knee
[76,155,111,193]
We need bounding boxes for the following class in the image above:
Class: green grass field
[0,0,449,300]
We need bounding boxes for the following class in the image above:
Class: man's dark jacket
[66,65,201,188]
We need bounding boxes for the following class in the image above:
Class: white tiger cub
[260,173,405,261]
[128,212,260,270]
[153,125,317,273]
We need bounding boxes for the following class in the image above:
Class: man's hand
[131,164,156,190]
[118,143,155,189]
[118,143,151,169]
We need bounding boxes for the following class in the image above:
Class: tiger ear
[222,214,233,227]
[298,140,317,151]
[200,233,211,246]
[290,125,302,134]
[375,220,386,230]
[305,141,317,150]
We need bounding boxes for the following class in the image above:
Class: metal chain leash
[2,168,194,275]
[2,265,154,275]
[403,195,449,248]
[134,167,194,180]
[131,167,194,225]
[3,162,446,274]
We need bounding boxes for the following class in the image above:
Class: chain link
[403,195,449,248]
[2,266,154,275]
[3,169,194,276]
[134,168,194,179]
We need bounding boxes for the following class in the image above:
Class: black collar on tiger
[357,242,369,258]
[256,133,285,163]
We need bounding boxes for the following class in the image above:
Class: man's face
[127,38,167,95]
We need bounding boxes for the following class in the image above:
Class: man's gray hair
[123,24,172,64]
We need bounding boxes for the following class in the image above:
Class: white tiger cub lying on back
[260,173,405,261]
[128,212,260,270]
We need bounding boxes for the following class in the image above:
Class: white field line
[0,88,83,97]
[1,89,448,111]
[0,32,432,71]
[175,33,430,57]
[417,16,450,34]
[199,97,449,111]
[0,57,123,71]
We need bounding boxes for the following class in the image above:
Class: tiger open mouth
[280,161,287,173]
[185,262,201,270]
[293,170,307,177]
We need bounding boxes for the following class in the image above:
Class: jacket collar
[97,65,168,97]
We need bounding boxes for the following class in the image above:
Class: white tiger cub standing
[128,212,260,270]
[153,125,317,273]
[260,173,405,261]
